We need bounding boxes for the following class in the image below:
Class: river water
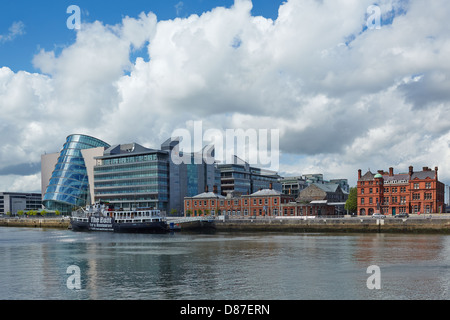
[1,227,450,300]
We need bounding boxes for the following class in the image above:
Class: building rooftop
[192,192,226,199]
[249,189,281,196]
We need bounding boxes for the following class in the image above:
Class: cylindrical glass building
[43,134,110,214]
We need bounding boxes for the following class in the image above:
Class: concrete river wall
[3,216,450,234]
[213,216,450,234]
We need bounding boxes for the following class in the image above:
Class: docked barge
[70,203,169,233]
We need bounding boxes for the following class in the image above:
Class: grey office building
[219,156,281,196]
[0,192,42,216]
[93,137,221,215]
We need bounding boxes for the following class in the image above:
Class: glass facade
[43,134,110,214]
[93,147,169,211]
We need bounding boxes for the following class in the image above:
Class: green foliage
[345,187,358,214]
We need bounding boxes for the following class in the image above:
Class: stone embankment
[0,217,71,229]
[214,215,450,234]
[3,215,450,234]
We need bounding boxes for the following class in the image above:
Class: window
[400,196,406,204]
[413,193,420,200]
[274,198,278,204]
[425,193,432,200]
[425,182,431,189]
[265,198,268,205]
[361,188,365,194]
[369,188,373,194]
[369,198,373,204]
[414,183,419,190]
[361,198,365,205]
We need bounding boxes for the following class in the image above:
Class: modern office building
[218,156,281,196]
[0,192,42,216]
[161,137,221,214]
[279,176,308,197]
[357,166,446,216]
[42,134,110,214]
[93,142,170,212]
[92,137,221,215]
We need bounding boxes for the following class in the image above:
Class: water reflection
[1,228,450,300]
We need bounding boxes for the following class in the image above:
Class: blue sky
[1,0,450,193]
[0,0,283,72]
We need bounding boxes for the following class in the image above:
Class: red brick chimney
[358,169,362,180]
[435,167,438,180]
[389,167,394,176]
[409,166,413,176]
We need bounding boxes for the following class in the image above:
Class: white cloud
[1,0,450,192]
[0,21,25,43]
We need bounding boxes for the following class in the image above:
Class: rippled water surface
[1,227,450,300]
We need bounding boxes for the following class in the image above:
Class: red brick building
[184,189,295,217]
[184,183,348,217]
[357,166,445,216]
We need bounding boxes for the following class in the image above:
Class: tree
[345,187,358,214]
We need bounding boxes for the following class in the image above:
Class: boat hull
[70,217,169,234]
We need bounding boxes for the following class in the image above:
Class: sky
[1,0,450,194]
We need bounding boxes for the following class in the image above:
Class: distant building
[218,156,281,196]
[279,176,308,198]
[0,192,42,216]
[279,174,349,198]
[296,183,348,216]
[357,166,446,216]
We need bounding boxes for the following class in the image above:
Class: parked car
[395,213,409,218]
[372,213,386,219]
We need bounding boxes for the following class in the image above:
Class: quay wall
[213,217,450,234]
[0,217,70,229]
[3,216,450,234]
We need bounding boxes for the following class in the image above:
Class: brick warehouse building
[184,186,295,217]
[357,166,445,216]
[184,183,347,217]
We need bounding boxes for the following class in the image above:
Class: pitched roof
[312,183,341,193]
[192,192,226,199]
[250,189,281,196]
[360,171,375,181]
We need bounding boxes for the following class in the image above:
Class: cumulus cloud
[1,0,450,193]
